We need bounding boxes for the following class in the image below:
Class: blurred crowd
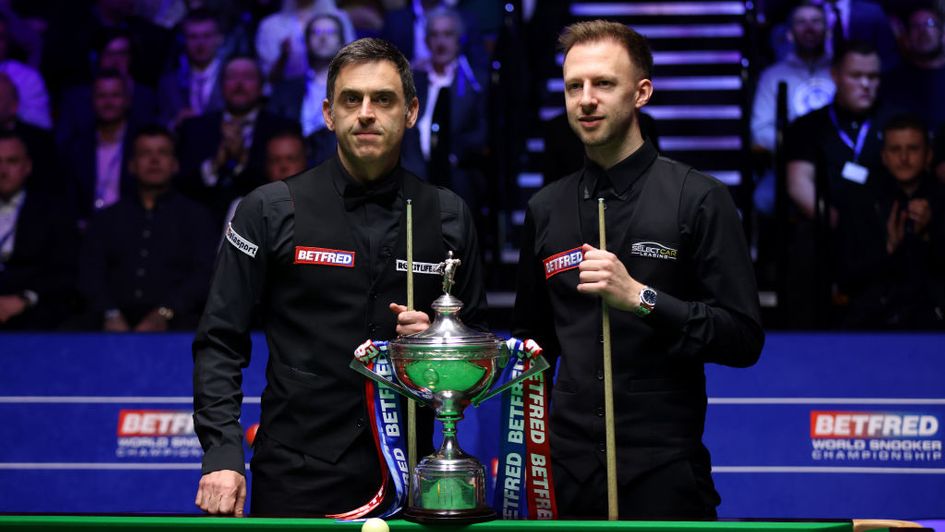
[0,0,943,331]
[750,0,945,329]
[0,0,501,331]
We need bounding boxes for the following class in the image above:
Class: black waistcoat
[261,164,444,462]
[534,158,709,483]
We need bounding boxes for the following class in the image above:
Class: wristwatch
[634,286,657,317]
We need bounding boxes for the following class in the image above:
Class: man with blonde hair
[513,20,763,519]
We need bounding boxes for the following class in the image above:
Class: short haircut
[900,0,943,24]
[424,6,465,37]
[131,124,177,154]
[267,126,306,147]
[558,20,653,80]
[0,130,30,157]
[305,12,345,43]
[93,68,128,88]
[222,54,262,81]
[326,38,416,106]
[883,114,930,145]
[831,40,879,69]
[182,7,221,31]
[790,2,826,23]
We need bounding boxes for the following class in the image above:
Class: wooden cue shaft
[598,198,618,520]
[406,200,417,506]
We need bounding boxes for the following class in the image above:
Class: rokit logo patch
[630,241,678,260]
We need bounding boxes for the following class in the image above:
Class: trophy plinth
[389,292,499,524]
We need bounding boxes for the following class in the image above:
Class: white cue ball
[361,518,390,532]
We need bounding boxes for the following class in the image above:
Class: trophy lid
[390,252,501,352]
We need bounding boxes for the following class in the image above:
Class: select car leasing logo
[808,411,943,464]
[630,241,678,260]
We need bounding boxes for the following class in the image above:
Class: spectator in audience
[60,70,138,227]
[786,41,886,221]
[836,115,945,328]
[222,127,308,229]
[78,125,216,332]
[269,13,346,137]
[158,9,226,128]
[784,41,887,327]
[0,13,51,129]
[0,73,57,196]
[255,0,356,82]
[176,56,295,223]
[752,2,835,215]
[382,0,485,70]
[0,132,77,330]
[410,7,488,218]
[882,3,945,134]
[56,29,159,147]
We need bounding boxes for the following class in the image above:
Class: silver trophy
[351,253,548,523]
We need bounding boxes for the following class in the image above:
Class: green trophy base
[402,506,495,525]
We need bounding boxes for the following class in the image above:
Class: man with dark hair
[176,56,295,223]
[157,9,226,127]
[60,69,138,226]
[751,2,834,215]
[882,3,945,134]
[836,115,945,328]
[269,14,346,137]
[0,132,77,330]
[78,125,216,332]
[784,41,886,326]
[193,38,486,516]
[513,20,763,519]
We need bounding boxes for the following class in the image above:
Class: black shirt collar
[330,156,403,210]
[581,140,658,200]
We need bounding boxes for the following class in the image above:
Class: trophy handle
[470,354,550,407]
[349,359,436,409]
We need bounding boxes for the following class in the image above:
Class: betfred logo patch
[294,246,355,268]
[543,247,583,279]
[117,410,194,436]
[810,411,939,439]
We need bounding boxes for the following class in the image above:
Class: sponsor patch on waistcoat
[630,241,678,261]
[294,246,356,267]
[543,247,583,279]
[395,259,442,275]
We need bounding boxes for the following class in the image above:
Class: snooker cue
[598,198,618,520]
[406,200,417,506]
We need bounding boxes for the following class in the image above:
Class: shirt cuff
[200,444,246,476]
[649,289,690,330]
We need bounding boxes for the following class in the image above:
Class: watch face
[641,288,657,306]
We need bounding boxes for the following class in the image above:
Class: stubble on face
[562,39,649,167]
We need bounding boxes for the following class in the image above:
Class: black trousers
[552,457,721,519]
[249,430,389,516]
